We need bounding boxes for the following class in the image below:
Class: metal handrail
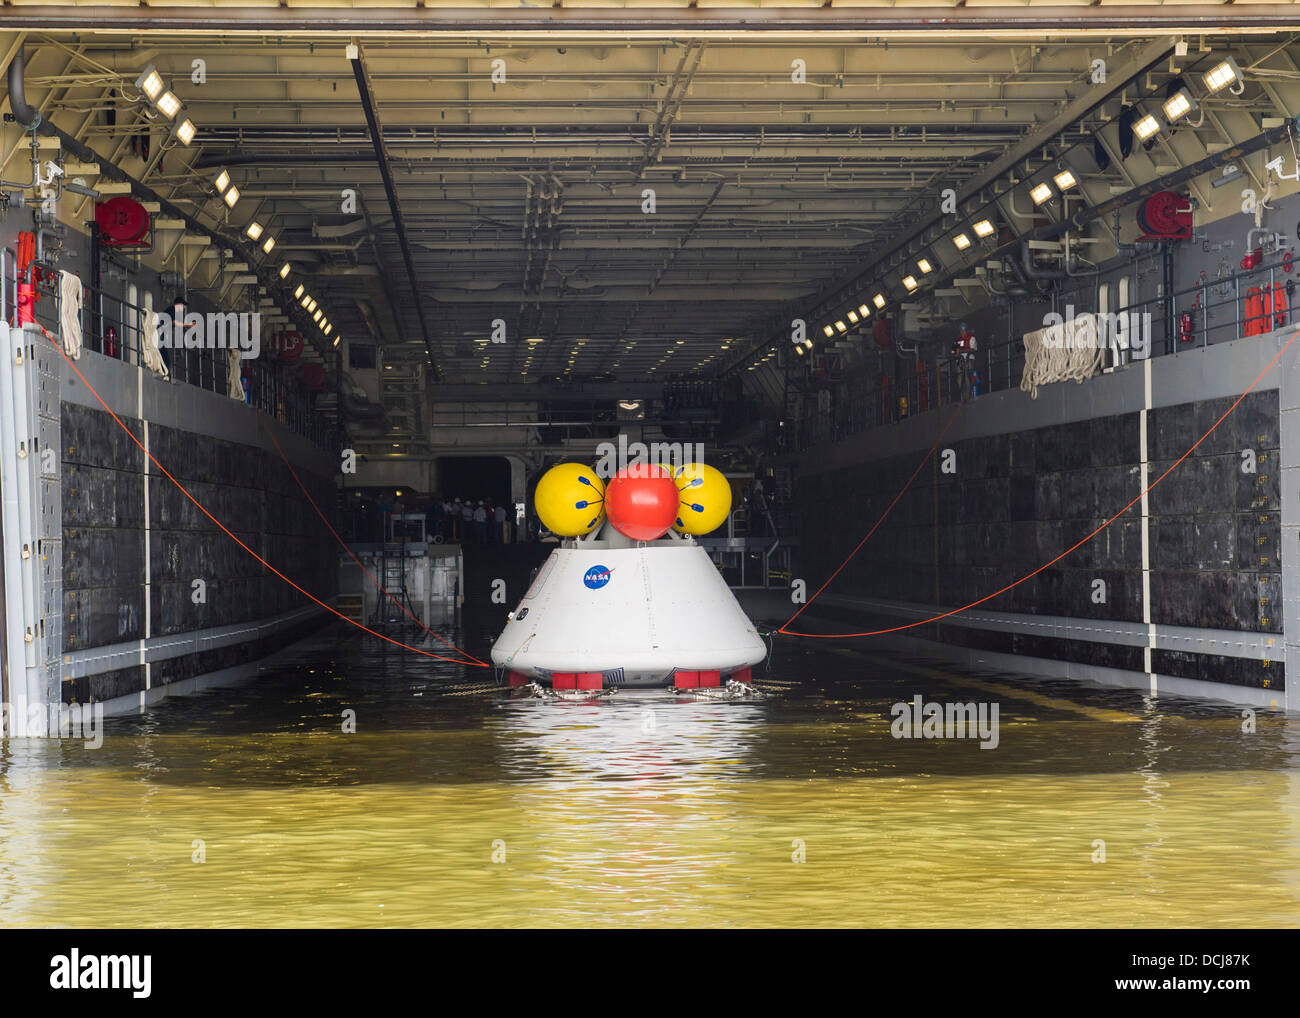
[794,252,1300,451]
[16,266,333,450]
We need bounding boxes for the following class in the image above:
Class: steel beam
[348,43,440,381]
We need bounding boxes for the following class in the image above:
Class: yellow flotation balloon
[672,462,732,535]
[534,462,606,536]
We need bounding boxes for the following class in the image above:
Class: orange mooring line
[257,415,486,665]
[779,401,963,634]
[37,325,488,667]
[780,329,1299,639]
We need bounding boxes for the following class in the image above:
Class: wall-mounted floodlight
[1052,169,1078,192]
[1202,56,1244,96]
[1162,87,1198,123]
[136,66,164,100]
[156,90,182,120]
[1132,111,1162,141]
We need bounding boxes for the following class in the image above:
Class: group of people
[424,496,512,545]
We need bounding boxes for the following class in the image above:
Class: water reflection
[0,629,1295,927]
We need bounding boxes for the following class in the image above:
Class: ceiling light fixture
[1132,111,1162,142]
[156,91,182,120]
[136,66,164,100]
[1202,56,1244,96]
[1052,169,1077,192]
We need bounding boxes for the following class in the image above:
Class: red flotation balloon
[604,465,678,541]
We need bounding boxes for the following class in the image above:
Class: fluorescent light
[857,304,871,317]
[873,294,886,309]
[223,185,240,208]
[834,320,847,334]
[301,295,311,308]
[333,336,340,347]
[847,310,859,324]
[953,233,972,250]
[1202,57,1242,95]
[294,284,304,298]
[137,67,164,100]
[279,263,291,279]
[245,221,264,241]
[1030,182,1054,205]
[823,325,835,338]
[175,119,196,146]
[156,90,182,119]
[214,170,230,193]
[917,258,933,274]
[313,309,322,323]
[307,299,318,312]
[262,236,275,254]
[324,324,332,336]
[902,275,918,291]
[1052,169,1077,191]
[972,219,995,238]
[1133,112,1161,141]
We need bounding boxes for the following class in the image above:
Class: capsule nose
[605,465,679,541]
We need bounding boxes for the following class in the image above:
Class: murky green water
[1,629,1297,928]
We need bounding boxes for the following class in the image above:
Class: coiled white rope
[1019,315,1105,400]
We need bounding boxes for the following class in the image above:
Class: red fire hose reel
[1136,190,1193,241]
[94,196,152,248]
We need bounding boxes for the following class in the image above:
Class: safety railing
[793,251,1299,451]
[4,250,333,451]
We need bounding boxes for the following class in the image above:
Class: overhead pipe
[348,43,440,381]
[1018,239,1067,281]
[6,48,40,130]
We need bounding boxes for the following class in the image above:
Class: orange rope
[779,402,963,634]
[257,414,486,666]
[35,324,488,667]
[780,329,1298,638]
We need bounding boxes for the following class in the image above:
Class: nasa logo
[583,565,612,589]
